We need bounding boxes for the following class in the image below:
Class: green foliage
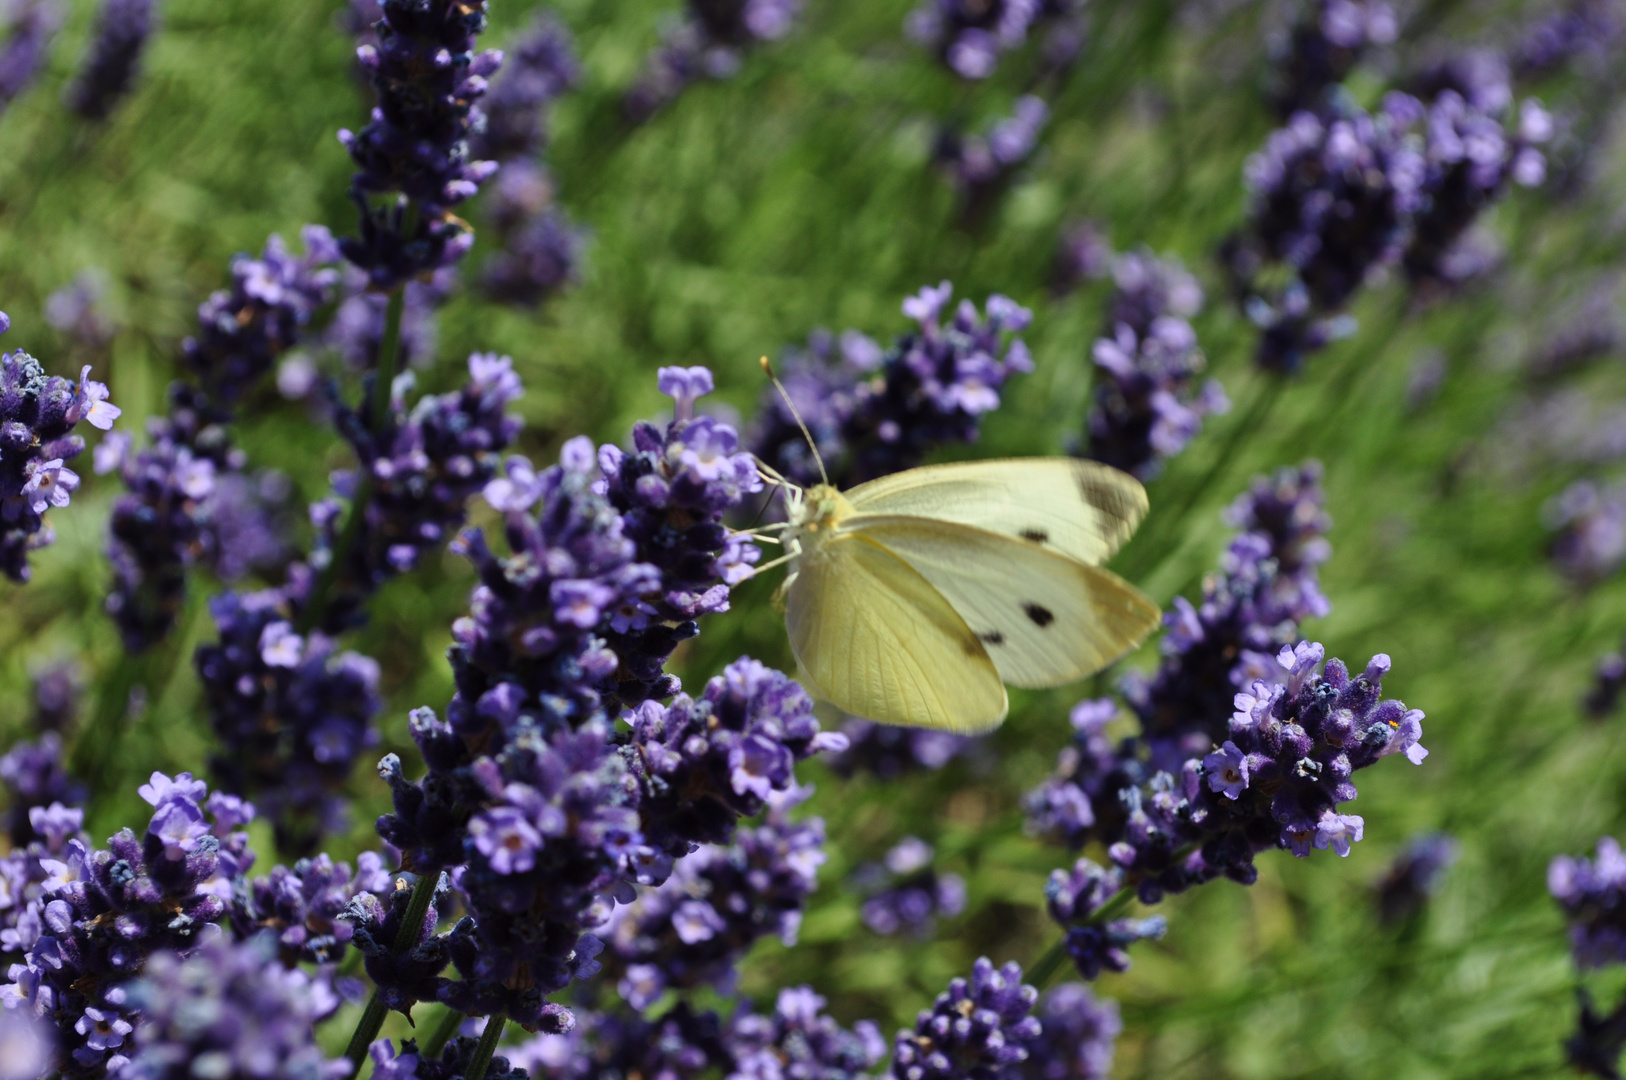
[2,0,1625,1076]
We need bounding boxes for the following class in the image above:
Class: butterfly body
[774,459,1161,734]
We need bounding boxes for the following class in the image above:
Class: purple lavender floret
[1546,479,1626,585]
[311,351,525,625]
[371,1035,529,1080]
[344,871,459,1019]
[1027,983,1121,1080]
[597,368,764,704]
[321,263,450,376]
[853,836,967,938]
[1512,0,1626,79]
[624,658,843,868]
[120,933,348,1080]
[63,0,155,120]
[195,588,382,856]
[0,316,120,582]
[1123,462,1331,772]
[625,0,802,120]
[338,0,501,288]
[1045,857,1165,979]
[935,96,1048,205]
[826,719,975,780]
[514,1003,731,1080]
[0,0,60,107]
[905,0,1080,80]
[1375,832,1457,924]
[231,850,390,965]
[1023,699,1140,850]
[599,791,825,1008]
[480,203,587,306]
[1085,251,1226,480]
[1551,837,1626,968]
[0,772,257,1075]
[729,986,887,1080]
[0,732,85,847]
[1266,0,1396,117]
[440,716,636,1030]
[1114,642,1427,903]
[892,958,1043,1080]
[470,11,579,164]
[750,284,1032,488]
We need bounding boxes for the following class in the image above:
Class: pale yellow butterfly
[748,361,1161,734]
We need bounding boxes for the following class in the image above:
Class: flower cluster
[0,772,257,1074]
[1545,479,1626,585]
[311,351,526,628]
[1028,983,1121,1080]
[826,719,975,779]
[0,312,121,582]
[750,283,1033,488]
[598,799,827,1008]
[1124,462,1332,771]
[64,0,156,120]
[1044,857,1166,978]
[852,836,967,938]
[596,367,765,705]
[230,850,390,965]
[338,0,501,287]
[1023,699,1139,850]
[623,660,843,869]
[892,958,1042,1080]
[0,731,84,847]
[119,934,348,1080]
[1266,0,1396,117]
[905,0,1082,80]
[729,987,887,1080]
[1084,249,1227,480]
[0,0,59,109]
[194,588,382,855]
[104,228,338,650]
[1375,832,1458,924]
[475,14,586,307]
[1551,837,1626,969]
[508,1003,731,1080]
[934,96,1049,206]
[625,0,802,120]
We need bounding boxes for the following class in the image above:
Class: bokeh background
[3,0,1626,1076]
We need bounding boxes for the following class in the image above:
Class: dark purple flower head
[64,0,155,120]
[1545,479,1626,585]
[905,0,1080,80]
[624,0,802,119]
[600,788,826,1008]
[935,96,1048,204]
[826,718,976,780]
[1024,699,1138,849]
[1027,983,1121,1080]
[513,1004,731,1080]
[470,11,579,163]
[0,0,60,106]
[1587,647,1626,719]
[854,836,967,938]
[750,285,1032,488]
[892,958,1043,1080]
[195,587,382,855]
[1567,986,1626,1080]
[0,731,85,847]
[1376,832,1457,924]
[729,986,887,1080]
[0,321,120,582]
[232,850,390,965]
[625,658,843,867]
[480,202,587,307]
[1043,856,1164,979]
[344,872,459,1019]
[1266,0,1396,117]
[1552,837,1626,968]
[121,933,348,1080]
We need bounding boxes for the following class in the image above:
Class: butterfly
[749,366,1161,733]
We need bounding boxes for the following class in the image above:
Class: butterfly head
[791,483,849,534]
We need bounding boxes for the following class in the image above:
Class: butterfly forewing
[842,515,1162,689]
[841,458,1149,568]
[784,530,1008,733]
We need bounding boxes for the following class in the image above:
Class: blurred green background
[3,0,1626,1076]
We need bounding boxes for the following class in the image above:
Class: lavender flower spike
[0,0,61,108]
[64,0,156,120]
[1552,837,1626,968]
[892,958,1043,1080]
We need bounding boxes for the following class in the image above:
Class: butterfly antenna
[759,355,830,488]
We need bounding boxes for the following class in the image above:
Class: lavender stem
[462,1016,506,1080]
[343,871,439,1069]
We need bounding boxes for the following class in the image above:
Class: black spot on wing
[978,630,1005,646]
[1019,529,1048,544]
[1023,603,1055,628]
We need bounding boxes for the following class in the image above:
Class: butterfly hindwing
[841,458,1148,568]
[842,515,1162,689]
[784,530,1008,733]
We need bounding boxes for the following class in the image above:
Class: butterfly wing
[841,515,1161,689]
[842,458,1148,568]
[785,531,1009,733]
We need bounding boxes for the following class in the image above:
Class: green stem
[421,1006,463,1060]
[343,873,441,1071]
[1027,938,1070,990]
[462,1017,507,1080]
[297,280,405,634]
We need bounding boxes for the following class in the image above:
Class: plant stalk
[343,872,440,1071]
